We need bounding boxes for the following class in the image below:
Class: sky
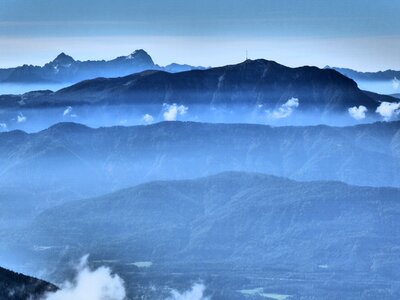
[0,0,399,71]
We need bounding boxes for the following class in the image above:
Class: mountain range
[0,49,205,85]
[0,119,399,299]
[0,47,399,300]
[0,120,399,231]
[325,66,400,95]
[0,266,57,300]
[1,59,397,120]
[26,171,400,299]
[328,66,400,82]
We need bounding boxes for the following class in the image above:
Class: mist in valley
[1,1,400,299]
[1,116,400,299]
[0,100,396,135]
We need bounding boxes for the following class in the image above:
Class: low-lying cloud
[42,255,126,300]
[40,255,211,300]
[392,77,400,90]
[163,103,188,121]
[376,101,400,121]
[143,113,154,124]
[268,97,299,119]
[17,113,27,123]
[168,283,209,300]
[0,123,7,130]
[63,106,73,116]
[348,105,367,120]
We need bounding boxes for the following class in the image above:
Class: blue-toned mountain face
[0,52,399,300]
[0,120,399,240]
[25,172,400,299]
[0,50,155,84]
[0,50,206,86]
[326,66,400,95]
[1,121,399,190]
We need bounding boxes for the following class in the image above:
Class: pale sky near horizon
[0,0,399,71]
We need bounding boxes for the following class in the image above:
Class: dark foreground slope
[29,172,400,299]
[0,267,56,300]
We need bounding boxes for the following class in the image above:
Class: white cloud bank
[376,101,400,121]
[348,105,367,120]
[42,255,126,300]
[143,114,154,124]
[268,98,299,119]
[42,256,210,300]
[63,106,73,116]
[392,77,400,90]
[163,103,188,121]
[0,123,7,130]
[168,283,209,300]
[63,106,78,118]
[17,113,27,123]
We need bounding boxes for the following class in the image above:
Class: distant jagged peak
[123,49,155,65]
[126,49,149,59]
[51,52,75,66]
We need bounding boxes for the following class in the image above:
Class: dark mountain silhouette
[0,266,57,300]
[2,59,394,117]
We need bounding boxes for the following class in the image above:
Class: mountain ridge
[28,171,400,277]
[327,66,400,81]
[0,49,205,84]
[1,58,391,116]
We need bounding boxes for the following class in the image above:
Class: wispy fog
[356,80,400,95]
[0,102,382,133]
[0,83,69,95]
[392,77,400,90]
[41,256,209,300]
[168,283,209,300]
[63,106,73,116]
[267,97,299,119]
[17,112,27,123]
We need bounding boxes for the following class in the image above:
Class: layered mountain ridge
[0,49,204,84]
[1,59,396,120]
[0,119,399,233]
[25,171,400,299]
